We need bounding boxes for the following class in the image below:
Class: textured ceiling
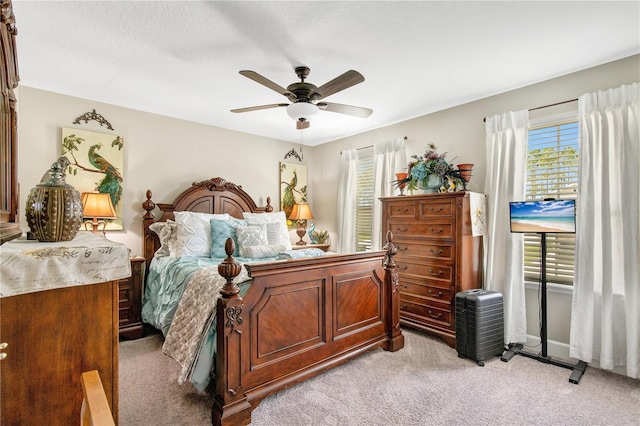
[12,1,640,146]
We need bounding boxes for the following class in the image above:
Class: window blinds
[525,121,579,284]
[355,149,374,252]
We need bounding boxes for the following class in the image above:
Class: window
[525,119,579,285]
[355,148,374,252]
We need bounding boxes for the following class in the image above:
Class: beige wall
[314,54,638,357]
[17,87,313,255]
[16,54,639,357]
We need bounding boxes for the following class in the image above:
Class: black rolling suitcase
[455,289,504,366]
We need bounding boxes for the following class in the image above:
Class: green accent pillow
[210,218,247,258]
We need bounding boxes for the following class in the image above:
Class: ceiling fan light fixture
[286,102,319,122]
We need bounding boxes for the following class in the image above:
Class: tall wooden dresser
[380,191,483,347]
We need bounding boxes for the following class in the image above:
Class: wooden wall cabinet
[381,192,483,347]
[0,0,22,244]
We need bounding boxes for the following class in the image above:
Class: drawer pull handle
[398,265,408,271]
[428,269,444,276]
[428,310,442,319]
[403,284,408,288]
[397,208,409,213]
[396,226,409,232]
[428,290,443,297]
[429,207,444,212]
[401,304,407,310]
[399,246,408,251]
[430,227,443,234]
[430,248,444,255]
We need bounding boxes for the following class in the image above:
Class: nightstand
[292,243,331,252]
[118,256,146,339]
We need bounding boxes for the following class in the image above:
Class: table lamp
[288,203,314,245]
[81,192,117,236]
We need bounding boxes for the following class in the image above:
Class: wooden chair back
[80,370,115,426]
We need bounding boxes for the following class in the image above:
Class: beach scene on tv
[509,199,576,233]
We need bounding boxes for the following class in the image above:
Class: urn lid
[37,157,73,188]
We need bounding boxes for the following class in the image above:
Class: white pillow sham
[174,211,230,257]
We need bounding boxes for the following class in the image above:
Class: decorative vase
[395,172,408,196]
[418,174,442,194]
[308,223,318,244]
[457,163,474,183]
[25,157,84,242]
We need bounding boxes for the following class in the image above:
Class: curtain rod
[340,136,407,154]
[482,98,578,122]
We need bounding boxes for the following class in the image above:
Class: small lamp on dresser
[289,203,314,245]
[81,192,117,236]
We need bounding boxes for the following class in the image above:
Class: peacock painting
[61,128,125,230]
[280,162,308,228]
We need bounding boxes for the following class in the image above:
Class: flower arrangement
[393,144,468,193]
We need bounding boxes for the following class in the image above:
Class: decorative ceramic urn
[25,157,83,242]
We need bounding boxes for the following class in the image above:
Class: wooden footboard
[213,232,403,426]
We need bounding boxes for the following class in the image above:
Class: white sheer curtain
[371,139,407,250]
[570,83,640,379]
[337,149,358,253]
[484,110,529,344]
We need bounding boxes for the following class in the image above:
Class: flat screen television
[509,199,576,233]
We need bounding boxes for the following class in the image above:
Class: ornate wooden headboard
[141,177,273,267]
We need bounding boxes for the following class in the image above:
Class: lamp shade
[81,192,117,218]
[288,203,314,221]
[286,102,319,121]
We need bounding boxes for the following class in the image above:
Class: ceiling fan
[231,66,373,130]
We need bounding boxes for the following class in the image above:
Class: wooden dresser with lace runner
[380,191,484,347]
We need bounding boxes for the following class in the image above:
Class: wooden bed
[141,177,404,426]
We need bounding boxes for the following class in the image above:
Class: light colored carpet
[119,329,640,425]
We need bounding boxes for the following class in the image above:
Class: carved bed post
[141,190,156,271]
[382,231,404,352]
[212,238,251,426]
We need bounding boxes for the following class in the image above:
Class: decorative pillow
[277,248,326,260]
[241,244,288,259]
[243,211,292,251]
[235,224,269,257]
[149,220,179,257]
[210,218,247,258]
[174,211,230,257]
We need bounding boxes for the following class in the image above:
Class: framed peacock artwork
[280,162,307,229]
[61,128,124,231]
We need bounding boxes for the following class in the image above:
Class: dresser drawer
[387,220,454,239]
[399,297,452,329]
[394,239,454,262]
[396,260,453,283]
[399,280,452,304]
[418,198,456,218]
[386,201,416,218]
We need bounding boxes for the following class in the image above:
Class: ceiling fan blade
[296,120,310,130]
[317,102,373,118]
[231,103,288,113]
[310,70,364,100]
[239,70,295,100]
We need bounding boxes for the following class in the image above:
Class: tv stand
[500,232,588,384]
